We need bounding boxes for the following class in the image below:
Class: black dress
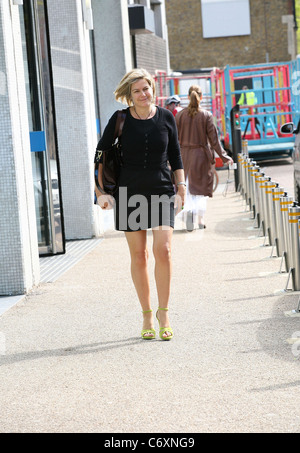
[96,106,183,231]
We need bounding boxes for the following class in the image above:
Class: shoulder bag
[94,109,126,196]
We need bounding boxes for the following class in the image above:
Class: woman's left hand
[177,184,186,211]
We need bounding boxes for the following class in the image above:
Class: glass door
[20,0,65,255]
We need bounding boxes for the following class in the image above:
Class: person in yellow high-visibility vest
[238,85,261,139]
[238,85,257,108]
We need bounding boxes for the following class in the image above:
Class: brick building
[165,0,297,70]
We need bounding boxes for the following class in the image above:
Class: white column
[47,0,97,239]
[92,0,132,129]
[282,15,296,60]
[0,0,40,295]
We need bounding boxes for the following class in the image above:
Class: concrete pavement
[0,171,300,433]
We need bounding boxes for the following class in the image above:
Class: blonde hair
[114,68,156,106]
[188,85,202,117]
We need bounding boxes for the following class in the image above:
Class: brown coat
[175,107,231,197]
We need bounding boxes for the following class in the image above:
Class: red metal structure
[154,59,300,160]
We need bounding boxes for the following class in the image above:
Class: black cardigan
[95,106,183,173]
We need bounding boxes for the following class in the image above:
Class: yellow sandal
[141,309,156,340]
[156,307,173,340]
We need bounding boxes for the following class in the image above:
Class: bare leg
[152,226,173,337]
[125,230,154,336]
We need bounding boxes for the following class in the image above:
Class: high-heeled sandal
[141,309,156,340]
[156,307,173,340]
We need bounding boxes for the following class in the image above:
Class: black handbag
[94,109,126,196]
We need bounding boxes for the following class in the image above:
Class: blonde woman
[175,85,233,231]
[95,68,185,340]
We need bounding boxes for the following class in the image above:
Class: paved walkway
[0,171,300,433]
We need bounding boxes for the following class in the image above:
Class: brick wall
[165,0,297,70]
[135,34,169,74]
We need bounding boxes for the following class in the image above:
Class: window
[201,0,251,38]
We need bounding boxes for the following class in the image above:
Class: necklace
[133,106,153,120]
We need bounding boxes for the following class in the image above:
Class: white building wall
[0,1,40,295]
[47,0,97,240]
[92,0,133,130]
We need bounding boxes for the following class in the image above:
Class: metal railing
[237,140,300,314]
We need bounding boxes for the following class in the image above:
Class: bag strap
[113,109,127,141]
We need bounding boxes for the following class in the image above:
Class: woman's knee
[153,243,171,263]
[132,249,149,267]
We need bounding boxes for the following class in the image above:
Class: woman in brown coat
[175,85,233,230]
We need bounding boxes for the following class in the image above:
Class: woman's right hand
[97,193,115,210]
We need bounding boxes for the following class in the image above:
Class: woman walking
[175,85,233,231]
[95,68,185,340]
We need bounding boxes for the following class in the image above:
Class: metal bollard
[245,158,251,208]
[242,140,245,155]
[254,170,265,229]
[238,153,244,197]
[250,164,259,219]
[258,176,271,240]
[248,160,257,217]
[257,176,267,236]
[244,157,252,207]
[280,194,294,273]
[239,154,247,200]
[286,205,300,291]
[237,153,243,193]
[242,155,249,205]
[265,180,278,248]
[272,186,285,257]
[242,139,249,157]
